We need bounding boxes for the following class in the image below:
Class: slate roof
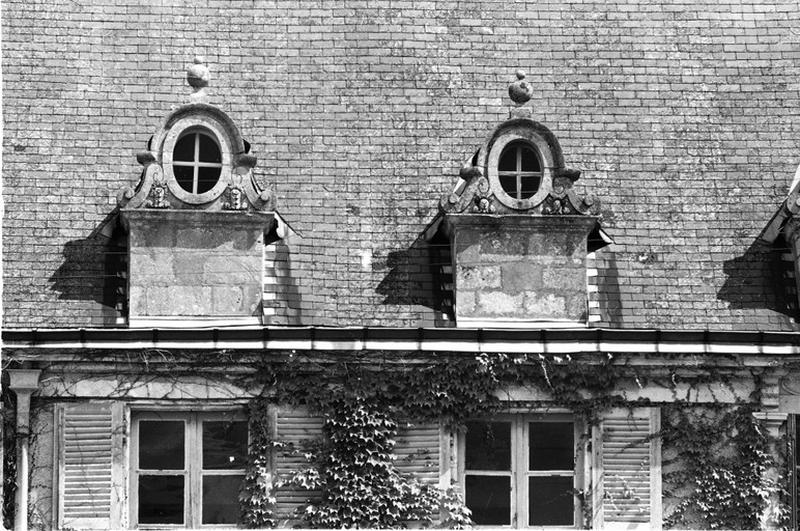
[3,0,800,330]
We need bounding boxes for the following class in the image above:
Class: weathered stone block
[502,261,543,293]
[459,290,476,314]
[567,294,587,320]
[524,292,567,318]
[146,285,212,315]
[457,265,501,290]
[477,291,524,316]
[129,286,147,316]
[124,210,272,322]
[130,221,176,248]
[130,252,175,282]
[212,286,245,314]
[444,214,596,326]
[456,241,482,263]
[171,253,205,284]
[530,231,583,258]
[479,229,527,257]
[542,265,585,292]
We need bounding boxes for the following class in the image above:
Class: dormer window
[173,130,223,194]
[430,71,612,328]
[116,58,279,328]
[498,141,542,200]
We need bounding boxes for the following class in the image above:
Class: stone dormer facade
[432,72,610,328]
[117,58,279,327]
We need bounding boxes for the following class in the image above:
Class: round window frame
[486,128,554,210]
[161,116,232,205]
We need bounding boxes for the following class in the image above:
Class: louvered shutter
[58,402,123,530]
[395,422,441,484]
[594,407,662,530]
[273,407,324,523]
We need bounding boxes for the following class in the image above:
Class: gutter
[4,327,800,356]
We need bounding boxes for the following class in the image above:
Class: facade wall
[6,348,790,530]
[4,0,800,330]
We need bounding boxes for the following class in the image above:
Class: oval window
[173,131,222,194]
[498,141,542,200]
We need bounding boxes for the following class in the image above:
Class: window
[172,130,223,194]
[497,141,542,200]
[131,411,248,528]
[462,416,578,527]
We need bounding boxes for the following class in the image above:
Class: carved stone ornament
[223,184,248,210]
[187,56,209,89]
[508,70,533,105]
[439,117,601,218]
[117,77,276,214]
[145,184,170,209]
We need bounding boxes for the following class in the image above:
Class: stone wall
[126,211,265,320]
[451,217,592,324]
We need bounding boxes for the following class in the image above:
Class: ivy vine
[2,348,792,530]
[661,404,790,530]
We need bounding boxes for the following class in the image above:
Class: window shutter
[273,407,324,523]
[395,422,440,484]
[594,407,662,530]
[58,403,118,530]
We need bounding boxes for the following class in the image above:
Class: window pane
[465,475,511,525]
[174,165,195,193]
[519,175,541,199]
[139,475,184,524]
[173,134,195,162]
[529,476,574,526]
[139,421,184,470]
[465,421,511,470]
[499,174,518,199]
[530,421,574,471]
[197,167,221,193]
[198,133,222,163]
[498,146,517,171]
[203,421,248,469]
[202,474,244,524]
[520,144,540,171]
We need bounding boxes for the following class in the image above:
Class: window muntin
[132,412,247,528]
[172,131,223,194]
[497,141,542,200]
[463,417,577,528]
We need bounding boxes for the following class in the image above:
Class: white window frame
[130,410,247,529]
[458,413,583,529]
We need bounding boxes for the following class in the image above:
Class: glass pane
[529,476,574,526]
[173,133,196,162]
[520,144,540,171]
[197,167,221,193]
[139,420,184,470]
[519,175,541,199]
[465,421,511,470]
[202,474,244,524]
[174,165,195,193]
[498,146,517,171]
[465,475,511,525]
[203,421,248,469]
[499,174,518,198]
[198,133,222,163]
[139,475,184,524]
[530,421,574,471]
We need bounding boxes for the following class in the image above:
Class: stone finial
[508,70,533,105]
[186,56,210,91]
